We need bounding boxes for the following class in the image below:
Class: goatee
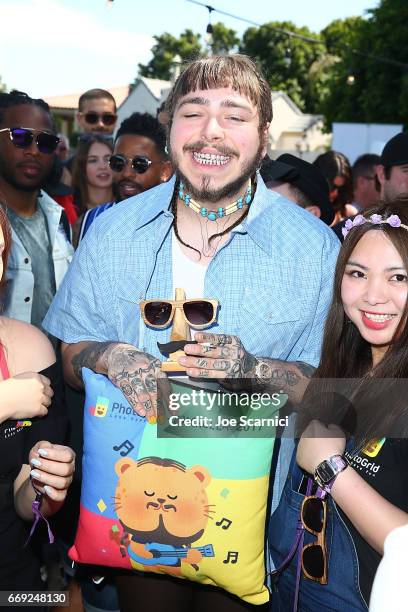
[171,145,264,204]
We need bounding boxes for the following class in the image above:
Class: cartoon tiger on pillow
[114,456,215,575]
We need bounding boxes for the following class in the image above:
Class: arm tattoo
[294,361,316,378]
[251,358,315,404]
[72,341,115,383]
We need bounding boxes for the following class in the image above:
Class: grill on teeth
[364,312,394,322]
[193,152,230,165]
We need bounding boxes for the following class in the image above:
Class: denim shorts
[268,452,368,612]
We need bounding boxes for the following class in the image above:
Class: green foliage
[136,23,239,82]
[240,21,325,112]
[209,22,240,55]
[137,29,202,80]
[320,5,408,128]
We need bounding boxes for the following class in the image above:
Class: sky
[0,0,380,98]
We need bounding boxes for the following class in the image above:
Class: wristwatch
[314,454,349,493]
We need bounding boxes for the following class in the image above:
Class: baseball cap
[380,132,408,167]
[260,153,334,226]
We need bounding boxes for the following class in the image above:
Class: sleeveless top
[0,350,65,589]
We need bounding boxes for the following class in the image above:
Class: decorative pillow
[70,368,285,605]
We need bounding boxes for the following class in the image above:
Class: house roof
[272,90,302,114]
[271,91,322,132]
[286,114,323,132]
[137,77,170,101]
[44,85,130,110]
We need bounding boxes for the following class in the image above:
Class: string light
[284,48,291,68]
[205,5,214,48]
[346,72,356,86]
[186,0,408,71]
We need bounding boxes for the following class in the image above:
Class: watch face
[316,463,335,484]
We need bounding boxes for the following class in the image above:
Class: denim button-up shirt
[43,175,339,366]
[3,191,74,324]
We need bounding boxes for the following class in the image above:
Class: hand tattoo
[72,341,116,383]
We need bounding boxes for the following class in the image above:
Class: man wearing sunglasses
[77,112,173,243]
[76,88,117,137]
[44,55,339,610]
[0,90,73,330]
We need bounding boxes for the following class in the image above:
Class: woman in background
[71,135,114,216]
[314,150,357,225]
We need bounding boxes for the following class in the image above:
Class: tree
[361,0,408,126]
[239,22,325,112]
[137,23,239,81]
[320,3,408,127]
[316,17,368,127]
[137,30,202,81]
[209,22,240,55]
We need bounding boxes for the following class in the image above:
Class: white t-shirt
[172,230,207,299]
[369,524,408,611]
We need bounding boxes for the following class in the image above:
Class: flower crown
[342,214,408,238]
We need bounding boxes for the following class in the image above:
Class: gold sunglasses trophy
[140,289,219,372]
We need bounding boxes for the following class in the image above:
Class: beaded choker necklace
[178,181,253,221]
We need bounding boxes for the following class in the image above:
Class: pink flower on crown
[344,219,354,230]
[370,214,383,224]
[387,215,401,227]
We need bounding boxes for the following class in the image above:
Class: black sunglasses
[83,112,117,126]
[0,127,60,154]
[109,154,165,175]
[301,495,328,584]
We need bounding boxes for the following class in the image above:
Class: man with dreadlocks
[44,55,339,610]
[0,90,73,332]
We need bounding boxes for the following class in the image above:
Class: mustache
[17,161,43,170]
[115,179,142,191]
[183,141,238,157]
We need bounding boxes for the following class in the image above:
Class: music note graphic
[223,551,238,564]
[113,440,134,457]
[215,517,232,530]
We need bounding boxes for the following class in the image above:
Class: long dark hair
[299,197,408,447]
[313,151,353,217]
[71,136,113,215]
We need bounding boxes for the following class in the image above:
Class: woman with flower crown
[269,197,408,611]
